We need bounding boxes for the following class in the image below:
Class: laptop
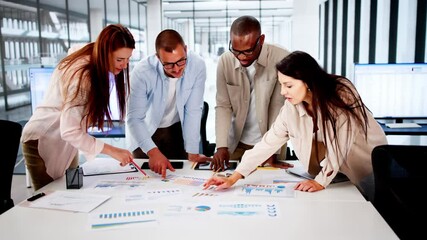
[286,167,349,184]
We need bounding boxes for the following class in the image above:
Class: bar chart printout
[89,208,157,229]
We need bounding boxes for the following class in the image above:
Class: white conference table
[0,159,398,240]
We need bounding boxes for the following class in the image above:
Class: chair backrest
[0,120,22,214]
[200,101,215,157]
[200,101,209,147]
[371,144,427,239]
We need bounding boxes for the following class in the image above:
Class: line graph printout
[235,184,295,198]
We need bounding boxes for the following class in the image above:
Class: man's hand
[147,148,175,178]
[211,147,230,171]
[260,154,294,169]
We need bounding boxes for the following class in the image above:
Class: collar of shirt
[296,102,310,118]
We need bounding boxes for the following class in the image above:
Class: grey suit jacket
[215,43,290,154]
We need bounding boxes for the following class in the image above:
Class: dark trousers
[22,139,79,191]
[132,121,187,159]
[230,142,254,160]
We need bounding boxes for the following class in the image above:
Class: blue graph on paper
[216,203,279,218]
[90,208,157,229]
[238,184,295,197]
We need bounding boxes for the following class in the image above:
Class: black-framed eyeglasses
[160,58,187,69]
[229,35,261,57]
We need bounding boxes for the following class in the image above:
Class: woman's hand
[294,179,325,192]
[203,172,243,190]
[102,144,133,166]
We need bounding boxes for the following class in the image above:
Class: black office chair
[200,101,216,157]
[199,102,296,160]
[371,144,427,240]
[285,147,298,160]
[0,120,23,214]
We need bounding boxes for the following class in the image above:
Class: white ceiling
[1,0,293,29]
[154,0,293,28]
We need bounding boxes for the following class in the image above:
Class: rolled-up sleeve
[126,61,157,153]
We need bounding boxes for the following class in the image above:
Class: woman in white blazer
[204,51,387,201]
[21,24,135,190]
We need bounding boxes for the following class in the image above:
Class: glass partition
[0,0,38,110]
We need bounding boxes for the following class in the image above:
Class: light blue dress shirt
[126,50,206,155]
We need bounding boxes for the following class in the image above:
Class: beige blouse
[236,84,388,190]
[21,58,104,179]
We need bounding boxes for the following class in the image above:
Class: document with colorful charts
[235,183,296,198]
[160,174,207,187]
[163,201,280,219]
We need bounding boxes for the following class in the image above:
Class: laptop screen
[29,67,55,114]
[28,67,121,122]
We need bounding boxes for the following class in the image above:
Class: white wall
[146,0,162,56]
[291,0,320,59]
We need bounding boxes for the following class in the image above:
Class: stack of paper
[80,157,137,176]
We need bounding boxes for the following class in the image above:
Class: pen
[27,192,45,201]
[191,162,197,170]
[211,168,221,177]
[130,159,147,176]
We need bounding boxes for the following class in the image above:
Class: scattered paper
[29,191,110,213]
[80,157,136,176]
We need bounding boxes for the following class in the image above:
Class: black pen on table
[27,192,45,201]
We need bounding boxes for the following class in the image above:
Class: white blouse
[21,58,104,179]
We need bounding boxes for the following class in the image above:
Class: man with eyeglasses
[127,29,210,178]
[212,15,292,171]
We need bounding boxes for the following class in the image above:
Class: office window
[68,0,90,47]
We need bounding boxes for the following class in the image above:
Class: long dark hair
[276,51,369,157]
[58,24,135,130]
